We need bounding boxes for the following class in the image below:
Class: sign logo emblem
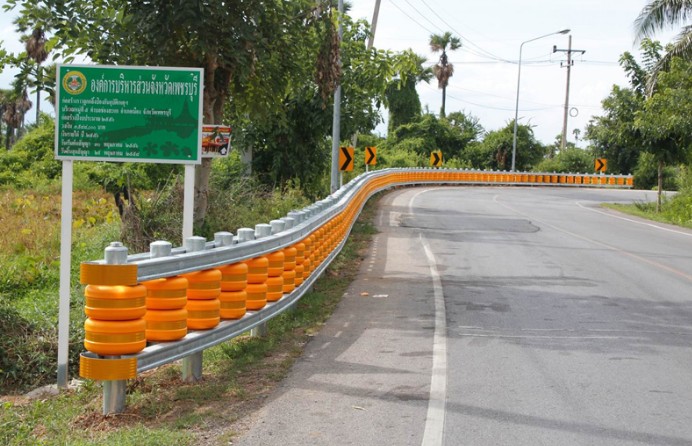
[62,71,87,95]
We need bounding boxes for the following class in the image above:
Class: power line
[416,0,512,62]
[399,0,445,34]
[386,0,436,35]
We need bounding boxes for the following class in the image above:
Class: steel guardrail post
[251,224,273,337]
[101,242,129,415]
[181,236,207,382]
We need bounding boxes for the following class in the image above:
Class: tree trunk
[441,85,446,118]
[193,58,231,229]
[193,57,218,228]
[656,159,663,213]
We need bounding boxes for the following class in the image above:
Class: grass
[0,194,380,446]
[602,191,692,229]
[0,189,120,393]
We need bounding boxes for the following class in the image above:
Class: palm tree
[24,27,49,123]
[634,0,692,91]
[429,32,461,118]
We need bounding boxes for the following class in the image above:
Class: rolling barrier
[78,167,632,413]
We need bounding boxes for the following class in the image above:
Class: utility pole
[368,0,381,50]
[349,0,382,165]
[330,0,344,193]
[553,35,585,153]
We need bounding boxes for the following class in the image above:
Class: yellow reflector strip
[188,311,219,319]
[147,320,187,330]
[147,289,187,298]
[188,281,221,290]
[85,297,146,309]
[85,331,145,343]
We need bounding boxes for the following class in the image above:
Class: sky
[0,0,676,146]
[348,0,676,146]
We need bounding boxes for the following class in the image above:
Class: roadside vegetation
[1,186,379,446]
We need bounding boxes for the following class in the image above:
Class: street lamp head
[558,29,570,34]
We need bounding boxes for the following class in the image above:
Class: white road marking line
[576,201,692,237]
[420,234,448,446]
[334,331,343,338]
[320,341,332,350]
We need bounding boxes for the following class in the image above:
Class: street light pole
[511,29,570,172]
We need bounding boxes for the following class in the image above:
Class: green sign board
[55,64,203,164]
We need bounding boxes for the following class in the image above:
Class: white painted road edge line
[420,233,448,446]
[576,201,692,238]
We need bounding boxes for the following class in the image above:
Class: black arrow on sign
[366,147,376,165]
[595,159,605,172]
[340,146,353,170]
[433,151,441,167]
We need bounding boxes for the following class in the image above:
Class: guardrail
[78,167,633,414]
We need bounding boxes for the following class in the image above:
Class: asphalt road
[233,187,692,446]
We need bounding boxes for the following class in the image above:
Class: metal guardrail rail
[78,167,633,414]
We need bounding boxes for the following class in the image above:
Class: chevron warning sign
[365,146,377,165]
[430,150,443,167]
[339,146,354,171]
[595,158,607,173]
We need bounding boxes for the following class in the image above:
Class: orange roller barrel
[145,308,188,341]
[142,276,188,310]
[219,263,248,292]
[283,247,297,272]
[246,283,267,310]
[186,298,221,330]
[84,318,146,356]
[282,270,296,294]
[294,263,305,286]
[294,242,306,286]
[220,290,247,319]
[302,237,314,276]
[183,269,222,300]
[84,284,147,321]
[246,256,269,284]
[266,276,284,302]
[267,251,285,277]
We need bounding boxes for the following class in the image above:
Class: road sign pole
[183,164,195,240]
[57,160,73,388]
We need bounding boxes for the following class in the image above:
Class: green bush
[0,115,61,189]
[534,147,594,173]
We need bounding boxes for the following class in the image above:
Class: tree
[535,146,593,174]
[635,57,692,210]
[586,86,645,174]
[474,121,545,171]
[446,111,484,143]
[429,32,461,118]
[585,39,663,175]
[385,51,432,133]
[7,0,323,228]
[634,0,692,91]
[389,112,480,162]
[1,79,32,150]
[23,27,49,123]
